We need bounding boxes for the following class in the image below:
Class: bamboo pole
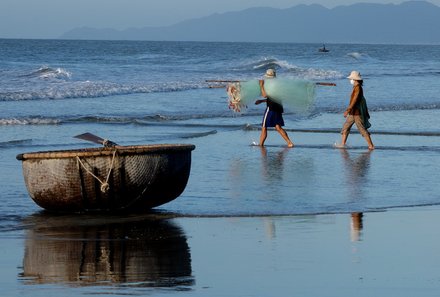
[315,82,337,86]
[208,85,228,88]
[205,80,240,83]
[206,80,336,88]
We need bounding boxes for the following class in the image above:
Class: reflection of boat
[21,213,194,287]
[16,144,195,212]
[319,44,329,52]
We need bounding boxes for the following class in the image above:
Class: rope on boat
[76,150,117,193]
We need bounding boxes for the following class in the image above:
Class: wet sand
[1,207,440,296]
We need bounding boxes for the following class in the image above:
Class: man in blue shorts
[255,69,294,147]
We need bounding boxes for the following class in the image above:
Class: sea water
[1,39,440,215]
[1,39,440,295]
[1,39,439,217]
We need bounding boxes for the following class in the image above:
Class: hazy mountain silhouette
[60,1,440,44]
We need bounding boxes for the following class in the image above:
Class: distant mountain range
[60,1,440,44]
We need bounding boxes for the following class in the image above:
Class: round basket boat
[16,144,195,213]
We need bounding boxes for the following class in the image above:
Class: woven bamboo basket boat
[16,144,195,212]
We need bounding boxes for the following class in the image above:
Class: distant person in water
[255,69,294,148]
[337,71,375,150]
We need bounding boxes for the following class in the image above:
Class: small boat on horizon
[319,44,329,52]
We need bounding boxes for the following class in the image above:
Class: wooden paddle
[74,132,118,147]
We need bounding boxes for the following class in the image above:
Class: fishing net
[227,78,316,113]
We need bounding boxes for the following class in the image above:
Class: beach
[1,40,440,296]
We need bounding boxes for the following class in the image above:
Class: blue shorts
[262,107,284,127]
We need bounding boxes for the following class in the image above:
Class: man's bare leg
[275,125,294,147]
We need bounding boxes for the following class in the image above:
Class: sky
[0,0,439,39]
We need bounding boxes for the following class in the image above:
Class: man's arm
[256,80,268,105]
[259,79,268,98]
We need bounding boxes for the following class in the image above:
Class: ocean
[1,39,440,296]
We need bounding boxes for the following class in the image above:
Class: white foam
[0,80,203,101]
[0,117,60,125]
[34,66,72,80]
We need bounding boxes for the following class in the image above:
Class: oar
[74,132,118,147]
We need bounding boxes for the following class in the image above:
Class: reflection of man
[339,150,372,241]
[340,150,372,201]
[350,212,363,242]
[259,146,289,183]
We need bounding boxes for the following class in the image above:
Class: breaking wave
[347,52,375,61]
[0,117,61,125]
[0,80,206,101]
[236,57,343,80]
[2,100,440,127]
[22,66,72,80]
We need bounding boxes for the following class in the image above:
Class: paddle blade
[74,133,118,147]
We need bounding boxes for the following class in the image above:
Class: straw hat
[347,71,363,81]
[264,68,276,78]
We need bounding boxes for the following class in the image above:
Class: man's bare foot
[334,143,346,149]
[287,142,294,148]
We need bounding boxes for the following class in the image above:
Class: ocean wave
[372,70,440,78]
[3,100,440,126]
[22,66,72,80]
[179,130,218,139]
[0,80,205,101]
[313,102,440,114]
[0,112,239,126]
[371,103,440,112]
[238,57,343,80]
[0,117,61,125]
[280,128,440,137]
[0,139,33,148]
[347,52,376,61]
[285,67,342,80]
[251,58,281,70]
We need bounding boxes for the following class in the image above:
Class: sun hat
[264,68,276,78]
[347,70,363,81]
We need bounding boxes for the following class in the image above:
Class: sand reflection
[339,150,372,241]
[20,213,194,289]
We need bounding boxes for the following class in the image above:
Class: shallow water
[1,40,440,295]
[160,116,440,216]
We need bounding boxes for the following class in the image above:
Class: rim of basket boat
[16,144,195,160]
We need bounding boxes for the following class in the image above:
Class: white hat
[264,69,276,78]
[347,71,363,81]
